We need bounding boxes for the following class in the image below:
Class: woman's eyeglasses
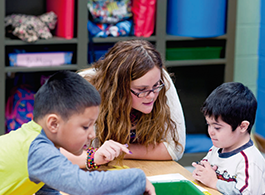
[130,81,164,98]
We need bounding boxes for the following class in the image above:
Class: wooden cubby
[0,0,237,135]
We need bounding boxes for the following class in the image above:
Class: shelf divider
[165,59,226,67]
[155,0,167,60]
[0,0,5,135]
[5,37,78,46]
[92,36,157,43]
[166,34,227,41]
[224,0,237,82]
[77,0,89,70]
[5,65,79,73]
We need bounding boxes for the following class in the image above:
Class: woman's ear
[240,120,250,133]
[46,114,60,134]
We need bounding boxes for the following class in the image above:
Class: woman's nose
[146,90,156,98]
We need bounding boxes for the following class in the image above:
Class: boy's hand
[94,140,132,165]
[192,161,218,189]
[144,179,156,195]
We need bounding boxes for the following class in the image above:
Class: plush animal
[5,11,57,42]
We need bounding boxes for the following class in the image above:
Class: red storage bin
[46,0,75,39]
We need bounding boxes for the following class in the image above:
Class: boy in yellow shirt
[0,70,155,195]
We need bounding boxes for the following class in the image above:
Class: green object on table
[152,180,205,195]
[166,47,223,60]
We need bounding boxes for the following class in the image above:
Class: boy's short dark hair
[33,70,101,121]
[201,82,257,133]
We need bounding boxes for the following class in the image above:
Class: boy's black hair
[201,82,257,133]
[33,70,101,121]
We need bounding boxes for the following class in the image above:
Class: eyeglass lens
[138,85,163,98]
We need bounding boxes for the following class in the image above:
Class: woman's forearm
[124,142,172,160]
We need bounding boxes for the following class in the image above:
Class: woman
[62,39,185,167]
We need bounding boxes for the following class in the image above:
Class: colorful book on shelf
[46,0,75,39]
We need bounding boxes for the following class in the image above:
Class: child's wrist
[85,147,100,170]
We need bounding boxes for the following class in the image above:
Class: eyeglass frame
[130,80,165,98]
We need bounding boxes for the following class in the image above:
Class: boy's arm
[28,134,147,195]
[60,148,87,168]
[216,180,241,195]
[234,160,265,194]
[60,140,131,168]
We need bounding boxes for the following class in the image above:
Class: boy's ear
[240,120,250,132]
[46,114,60,133]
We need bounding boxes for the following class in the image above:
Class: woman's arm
[163,69,186,161]
[124,142,172,160]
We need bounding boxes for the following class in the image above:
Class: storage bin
[166,47,223,61]
[88,44,114,63]
[88,50,108,64]
[8,52,73,67]
[185,134,212,153]
[46,0,75,39]
[151,180,204,195]
[167,0,227,37]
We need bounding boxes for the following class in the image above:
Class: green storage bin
[152,180,204,195]
[166,47,223,60]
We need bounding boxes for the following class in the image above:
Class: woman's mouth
[143,101,153,106]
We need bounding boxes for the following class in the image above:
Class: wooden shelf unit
[0,0,237,135]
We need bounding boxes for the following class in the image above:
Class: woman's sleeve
[163,69,186,161]
[78,68,95,77]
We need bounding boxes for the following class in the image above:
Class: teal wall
[234,0,260,96]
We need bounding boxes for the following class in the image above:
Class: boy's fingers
[201,161,211,168]
[108,141,132,155]
[108,143,129,156]
[191,162,197,167]
[97,150,109,161]
[212,165,218,171]
[102,140,132,158]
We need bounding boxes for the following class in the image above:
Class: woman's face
[130,66,161,114]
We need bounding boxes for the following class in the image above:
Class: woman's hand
[94,140,132,165]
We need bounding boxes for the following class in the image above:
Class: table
[61,160,221,195]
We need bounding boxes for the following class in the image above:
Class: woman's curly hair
[82,40,182,155]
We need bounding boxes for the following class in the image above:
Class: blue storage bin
[185,134,212,153]
[88,44,114,64]
[88,50,108,64]
[167,0,227,37]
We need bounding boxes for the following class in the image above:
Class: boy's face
[56,106,99,156]
[205,116,247,153]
